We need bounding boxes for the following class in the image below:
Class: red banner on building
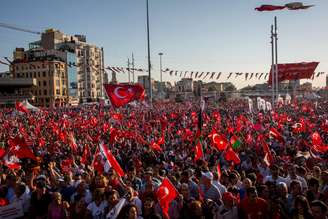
[268,62,319,84]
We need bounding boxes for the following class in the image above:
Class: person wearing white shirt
[87,189,108,219]
[12,183,30,214]
[263,164,286,185]
[213,172,227,195]
[285,164,308,191]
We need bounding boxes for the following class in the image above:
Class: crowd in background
[0,99,327,219]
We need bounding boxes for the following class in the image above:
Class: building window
[42,63,45,68]
[56,89,60,95]
[46,98,49,103]
[56,80,60,86]
[39,90,41,95]
[37,65,40,69]
[43,81,47,86]
[49,71,52,77]
[38,81,41,86]
[30,72,32,78]
[43,72,46,77]
[34,72,36,78]
[38,72,40,77]
[44,90,47,95]
[16,66,19,70]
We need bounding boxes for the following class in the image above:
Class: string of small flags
[105,66,326,81]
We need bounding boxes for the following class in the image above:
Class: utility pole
[274,16,279,101]
[271,25,275,106]
[146,0,152,105]
[127,58,131,83]
[132,53,135,83]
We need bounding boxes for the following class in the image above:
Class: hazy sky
[0,0,327,88]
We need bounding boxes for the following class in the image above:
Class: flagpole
[274,16,279,101]
[271,24,275,107]
[146,0,152,106]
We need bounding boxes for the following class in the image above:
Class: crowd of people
[0,98,327,219]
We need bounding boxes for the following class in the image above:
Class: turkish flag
[208,129,228,151]
[194,141,203,161]
[11,145,36,161]
[81,144,90,165]
[312,132,322,146]
[104,84,145,107]
[156,178,178,219]
[262,141,273,167]
[99,143,125,177]
[255,5,286,11]
[268,62,319,84]
[15,101,29,114]
[225,147,240,165]
[150,141,162,152]
[269,127,285,144]
[0,148,6,159]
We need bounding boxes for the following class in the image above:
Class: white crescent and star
[114,87,135,99]
[114,87,127,99]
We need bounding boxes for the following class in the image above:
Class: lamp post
[146,0,152,105]
[158,52,163,97]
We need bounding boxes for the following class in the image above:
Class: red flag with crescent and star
[156,178,178,219]
[104,84,145,107]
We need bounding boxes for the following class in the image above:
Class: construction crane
[0,22,41,35]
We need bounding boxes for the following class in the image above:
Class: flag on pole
[269,127,285,144]
[156,178,178,219]
[99,143,125,177]
[15,101,29,114]
[255,5,286,11]
[103,84,145,107]
[194,140,203,161]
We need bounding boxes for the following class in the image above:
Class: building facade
[26,29,107,103]
[137,75,154,97]
[11,58,68,107]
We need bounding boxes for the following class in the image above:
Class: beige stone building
[8,29,107,106]
[11,59,68,107]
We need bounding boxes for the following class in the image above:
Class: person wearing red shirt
[239,186,269,219]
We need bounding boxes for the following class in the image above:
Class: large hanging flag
[156,178,178,219]
[255,5,286,11]
[104,84,145,107]
[268,62,319,84]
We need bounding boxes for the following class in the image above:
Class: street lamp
[146,0,152,105]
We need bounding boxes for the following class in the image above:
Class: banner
[268,62,319,84]
[0,202,24,219]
